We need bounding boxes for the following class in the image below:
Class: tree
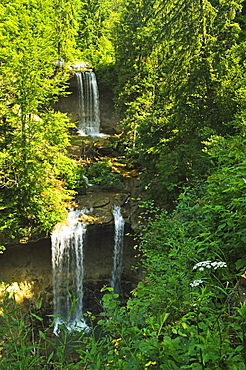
[0,0,81,240]
[53,0,80,61]
[114,0,245,204]
[76,0,118,74]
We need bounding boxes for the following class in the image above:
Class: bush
[87,160,123,190]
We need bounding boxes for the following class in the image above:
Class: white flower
[193,260,227,271]
[190,279,204,287]
[193,261,211,269]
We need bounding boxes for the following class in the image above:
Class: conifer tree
[115,0,245,203]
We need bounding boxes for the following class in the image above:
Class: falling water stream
[76,71,101,136]
[51,208,89,335]
[110,205,125,294]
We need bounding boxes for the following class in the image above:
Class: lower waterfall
[51,208,89,335]
[110,205,125,294]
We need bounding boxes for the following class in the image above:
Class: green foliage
[0,0,81,239]
[76,0,117,72]
[53,154,83,190]
[0,295,44,369]
[87,159,123,190]
[201,135,246,267]
[0,295,87,369]
[0,111,78,236]
[53,0,80,61]
[112,0,245,203]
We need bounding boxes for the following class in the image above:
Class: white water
[110,205,125,294]
[76,71,103,136]
[83,175,93,187]
[51,208,89,335]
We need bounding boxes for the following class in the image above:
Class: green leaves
[87,159,124,190]
[0,0,80,239]
[201,135,246,264]
[112,0,245,203]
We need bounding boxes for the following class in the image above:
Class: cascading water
[76,71,101,136]
[51,208,89,335]
[110,205,125,294]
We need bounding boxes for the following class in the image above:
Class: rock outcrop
[54,75,121,135]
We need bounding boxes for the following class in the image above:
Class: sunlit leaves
[0,0,80,239]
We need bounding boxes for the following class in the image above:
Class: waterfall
[51,208,89,335]
[76,71,101,136]
[110,205,125,294]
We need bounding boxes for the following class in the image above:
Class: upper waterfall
[76,71,101,136]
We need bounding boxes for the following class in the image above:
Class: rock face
[53,75,121,135]
[76,188,136,227]
[99,86,121,135]
[0,239,53,310]
[0,213,140,315]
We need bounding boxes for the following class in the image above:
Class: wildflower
[193,260,227,270]
[211,261,227,269]
[145,361,157,367]
[106,360,114,365]
[190,279,204,287]
[112,338,122,344]
[193,261,211,269]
